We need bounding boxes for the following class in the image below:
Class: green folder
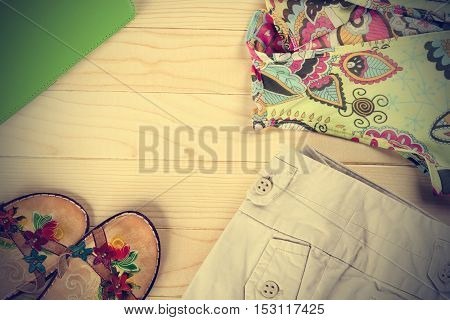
[0,0,135,124]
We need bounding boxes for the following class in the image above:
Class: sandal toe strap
[1,207,68,294]
[57,226,138,300]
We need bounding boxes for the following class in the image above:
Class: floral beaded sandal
[0,193,89,299]
[41,211,160,300]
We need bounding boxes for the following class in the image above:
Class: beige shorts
[183,146,450,300]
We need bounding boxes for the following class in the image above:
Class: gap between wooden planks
[0,157,448,229]
[0,91,411,166]
[150,228,222,299]
[47,27,253,94]
[47,0,261,94]
[129,0,448,31]
[131,0,260,30]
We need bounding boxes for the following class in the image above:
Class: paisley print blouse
[247,0,450,195]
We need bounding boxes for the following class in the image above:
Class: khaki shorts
[183,146,450,300]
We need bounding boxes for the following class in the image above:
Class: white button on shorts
[260,281,279,298]
[255,178,272,195]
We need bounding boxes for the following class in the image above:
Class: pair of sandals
[0,193,160,300]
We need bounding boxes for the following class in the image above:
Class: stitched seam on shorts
[244,243,278,298]
[281,167,360,224]
[343,191,440,297]
[309,246,422,300]
[283,152,441,255]
[277,248,307,298]
[284,187,351,224]
[307,188,366,298]
[308,191,422,299]
[314,151,435,217]
[348,220,427,259]
[274,153,361,223]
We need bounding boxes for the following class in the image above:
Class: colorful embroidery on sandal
[0,193,89,300]
[68,238,142,300]
[42,212,160,300]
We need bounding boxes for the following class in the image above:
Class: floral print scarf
[247,0,450,195]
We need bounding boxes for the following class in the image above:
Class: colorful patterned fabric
[247,0,450,195]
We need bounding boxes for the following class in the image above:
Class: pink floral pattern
[364,128,435,163]
[293,52,332,86]
[300,15,334,46]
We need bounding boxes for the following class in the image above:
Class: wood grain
[1,157,448,230]
[131,0,260,31]
[151,229,221,298]
[0,91,410,165]
[48,28,250,94]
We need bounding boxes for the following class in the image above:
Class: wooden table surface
[0,0,449,299]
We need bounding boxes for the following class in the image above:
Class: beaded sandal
[41,211,160,300]
[0,193,89,299]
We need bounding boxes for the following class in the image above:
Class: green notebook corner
[0,0,135,124]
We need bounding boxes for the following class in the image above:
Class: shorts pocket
[244,238,310,300]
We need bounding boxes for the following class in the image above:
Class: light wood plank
[151,229,221,298]
[0,91,409,165]
[48,28,250,94]
[131,0,260,31]
[0,157,448,229]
